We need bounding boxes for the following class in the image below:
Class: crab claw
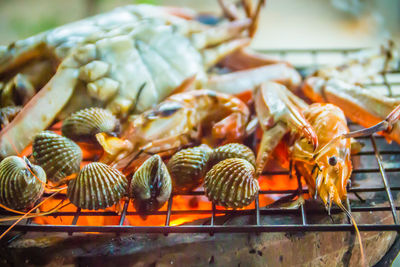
[257,82,317,148]
[254,82,317,174]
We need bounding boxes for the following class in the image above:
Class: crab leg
[203,38,251,68]
[304,78,400,143]
[217,0,241,21]
[191,19,252,49]
[218,48,286,71]
[207,63,301,93]
[0,58,79,158]
[248,0,265,37]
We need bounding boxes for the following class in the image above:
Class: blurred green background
[0,0,399,49]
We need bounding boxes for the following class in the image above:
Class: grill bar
[2,224,400,234]
[119,200,129,226]
[371,136,399,224]
[1,205,398,217]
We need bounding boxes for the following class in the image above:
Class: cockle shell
[61,107,120,141]
[0,106,22,130]
[130,155,172,213]
[67,162,128,210]
[33,131,82,183]
[167,144,213,194]
[0,156,46,210]
[204,158,259,208]
[208,143,256,168]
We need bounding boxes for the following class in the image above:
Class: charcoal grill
[1,47,399,240]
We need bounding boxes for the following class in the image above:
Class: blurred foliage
[9,15,61,36]
[3,0,163,38]
[135,0,162,4]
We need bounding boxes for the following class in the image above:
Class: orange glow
[32,172,302,227]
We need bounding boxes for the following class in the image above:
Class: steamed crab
[0,1,301,158]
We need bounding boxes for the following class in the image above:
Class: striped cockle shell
[61,107,120,141]
[204,158,259,208]
[208,143,256,168]
[67,162,128,210]
[0,156,46,210]
[130,155,172,213]
[167,144,213,194]
[33,131,82,183]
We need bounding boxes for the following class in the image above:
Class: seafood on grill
[255,82,365,261]
[67,162,128,210]
[204,158,259,208]
[167,144,213,194]
[301,41,400,144]
[255,82,353,208]
[61,107,121,141]
[0,156,46,210]
[97,89,250,171]
[208,142,255,168]
[0,1,301,159]
[129,154,172,213]
[33,131,82,184]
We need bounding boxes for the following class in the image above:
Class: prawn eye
[328,156,338,166]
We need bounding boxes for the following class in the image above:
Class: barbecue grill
[1,48,400,265]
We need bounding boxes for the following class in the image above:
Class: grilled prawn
[255,82,353,209]
[255,83,366,263]
[292,104,352,209]
[0,1,301,159]
[97,89,250,171]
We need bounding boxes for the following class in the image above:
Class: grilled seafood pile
[0,0,302,158]
[0,4,399,261]
[0,1,273,217]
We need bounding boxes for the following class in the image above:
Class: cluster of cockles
[0,106,259,213]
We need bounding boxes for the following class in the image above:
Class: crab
[0,1,301,158]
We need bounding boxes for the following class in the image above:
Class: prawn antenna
[0,188,65,240]
[337,202,366,267]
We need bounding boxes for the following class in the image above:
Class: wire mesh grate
[1,48,400,236]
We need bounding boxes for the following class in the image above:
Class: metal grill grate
[1,48,400,236]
